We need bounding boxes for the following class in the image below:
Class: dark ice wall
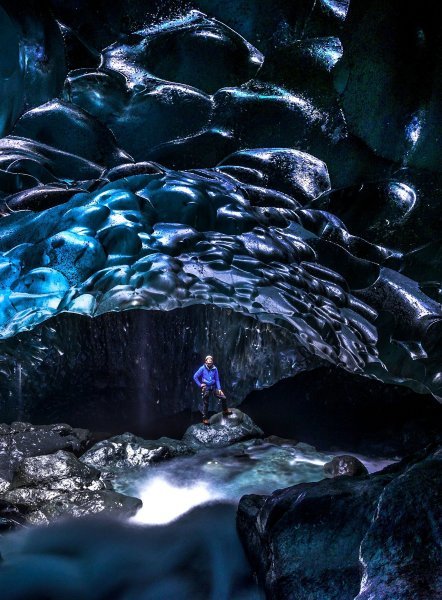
[0,306,319,431]
[0,0,441,430]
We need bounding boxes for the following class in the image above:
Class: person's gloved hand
[201,383,206,389]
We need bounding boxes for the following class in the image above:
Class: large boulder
[12,450,104,491]
[356,450,442,600]
[237,473,391,600]
[323,455,369,478]
[2,486,75,510]
[183,409,264,449]
[237,446,441,599]
[0,448,142,525]
[80,432,193,475]
[0,422,91,493]
[1,422,90,458]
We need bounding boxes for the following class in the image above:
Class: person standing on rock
[193,355,232,425]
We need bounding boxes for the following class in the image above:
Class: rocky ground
[238,445,442,599]
[0,422,141,528]
[0,409,263,528]
[0,410,440,599]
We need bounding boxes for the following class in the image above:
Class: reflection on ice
[115,440,335,525]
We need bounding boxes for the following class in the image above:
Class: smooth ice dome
[0,149,441,397]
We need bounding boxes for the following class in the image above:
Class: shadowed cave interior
[0,0,441,598]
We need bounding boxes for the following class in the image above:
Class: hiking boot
[202,418,210,425]
[223,409,233,416]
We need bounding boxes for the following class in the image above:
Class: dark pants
[201,385,227,419]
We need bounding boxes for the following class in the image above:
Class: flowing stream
[113,439,394,525]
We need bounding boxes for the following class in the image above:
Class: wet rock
[155,436,194,458]
[0,498,25,531]
[0,453,13,493]
[237,470,395,600]
[12,450,105,492]
[323,455,368,478]
[264,435,298,446]
[0,423,90,495]
[1,487,140,525]
[0,447,142,526]
[356,449,442,600]
[26,490,142,525]
[2,487,70,510]
[238,445,441,599]
[0,422,90,460]
[80,432,193,475]
[294,441,320,454]
[183,409,264,449]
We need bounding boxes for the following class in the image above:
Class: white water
[113,440,395,526]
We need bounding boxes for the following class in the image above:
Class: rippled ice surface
[113,440,393,525]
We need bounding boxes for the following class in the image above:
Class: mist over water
[114,440,392,525]
[0,505,263,600]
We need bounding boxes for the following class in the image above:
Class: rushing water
[113,439,393,526]
[0,438,396,600]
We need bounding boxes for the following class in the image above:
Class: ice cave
[0,1,440,598]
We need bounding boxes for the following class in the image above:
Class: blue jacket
[193,364,221,389]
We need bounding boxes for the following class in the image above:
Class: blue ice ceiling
[0,0,441,399]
